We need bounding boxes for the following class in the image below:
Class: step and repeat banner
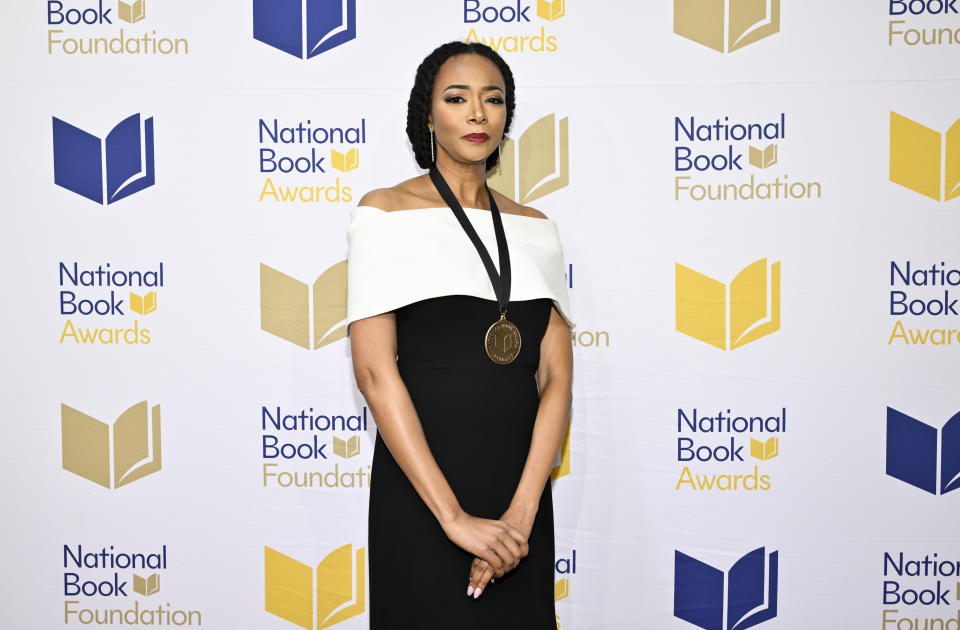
[2,1,959,629]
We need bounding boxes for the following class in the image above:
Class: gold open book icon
[61,401,161,489]
[676,259,781,351]
[260,261,347,350]
[265,544,365,629]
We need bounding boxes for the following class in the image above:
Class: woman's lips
[463,133,489,143]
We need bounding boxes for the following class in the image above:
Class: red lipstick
[464,133,489,143]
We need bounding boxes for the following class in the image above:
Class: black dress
[367,294,556,628]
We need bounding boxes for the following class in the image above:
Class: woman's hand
[466,504,536,598]
[441,510,529,580]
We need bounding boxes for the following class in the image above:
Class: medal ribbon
[429,167,512,315]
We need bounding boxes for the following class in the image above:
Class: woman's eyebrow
[442,84,504,93]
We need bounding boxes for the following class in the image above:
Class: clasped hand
[441,508,533,599]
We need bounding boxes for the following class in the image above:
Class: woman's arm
[468,303,573,597]
[350,312,528,574]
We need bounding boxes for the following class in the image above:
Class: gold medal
[485,313,522,364]
[430,167,520,366]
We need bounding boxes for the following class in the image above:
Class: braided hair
[406,41,516,172]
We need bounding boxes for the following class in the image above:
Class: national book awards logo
[889,112,959,203]
[674,546,779,630]
[264,543,365,629]
[888,0,960,47]
[672,114,822,202]
[674,408,786,492]
[880,552,960,629]
[463,0,565,53]
[62,544,202,626]
[886,407,960,495]
[58,262,163,345]
[554,549,576,628]
[674,0,780,53]
[487,113,569,205]
[46,1,189,55]
[257,118,364,204]
[887,261,960,347]
[253,0,356,59]
[261,406,371,490]
[53,114,156,205]
[675,258,781,350]
[61,401,161,488]
[259,261,347,350]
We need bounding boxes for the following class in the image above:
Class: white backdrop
[2,1,959,629]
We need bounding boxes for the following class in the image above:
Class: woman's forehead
[434,54,504,88]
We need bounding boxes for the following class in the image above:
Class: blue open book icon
[52,114,155,205]
[674,547,778,630]
[253,0,356,59]
[886,407,960,495]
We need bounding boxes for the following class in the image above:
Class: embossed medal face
[485,317,522,364]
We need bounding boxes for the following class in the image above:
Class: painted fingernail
[473,588,482,599]
[467,585,474,596]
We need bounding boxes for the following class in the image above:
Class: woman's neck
[435,159,489,209]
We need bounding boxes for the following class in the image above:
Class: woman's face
[429,54,507,168]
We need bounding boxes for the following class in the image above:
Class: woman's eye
[445,96,465,103]
[488,97,504,104]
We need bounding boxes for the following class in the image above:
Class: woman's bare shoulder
[489,189,549,220]
[358,176,440,212]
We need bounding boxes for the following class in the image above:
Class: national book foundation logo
[674,0,780,53]
[880,551,960,629]
[886,407,960,495]
[674,547,779,630]
[257,118,364,204]
[62,544,202,625]
[676,258,781,350]
[253,0,356,59]
[672,114,823,202]
[888,1,960,47]
[53,114,155,205]
[487,113,569,205]
[674,408,787,492]
[46,1,188,55]
[260,261,347,350]
[265,544,365,629]
[889,112,959,202]
[261,405,371,490]
[61,401,161,489]
[463,0,565,53]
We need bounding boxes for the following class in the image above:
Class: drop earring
[429,128,435,164]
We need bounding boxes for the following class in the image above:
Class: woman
[346,41,574,628]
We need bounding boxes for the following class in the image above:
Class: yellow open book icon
[555,577,570,601]
[750,437,779,461]
[118,0,145,24]
[333,435,360,459]
[674,0,780,53]
[265,544,365,630]
[260,261,347,350]
[61,401,162,489]
[889,112,960,202]
[537,0,565,21]
[130,291,157,315]
[331,148,359,173]
[749,144,778,169]
[133,573,160,596]
[488,113,569,205]
[550,417,572,481]
[676,258,781,351]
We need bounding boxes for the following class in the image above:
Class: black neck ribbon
[429,167,512,316]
